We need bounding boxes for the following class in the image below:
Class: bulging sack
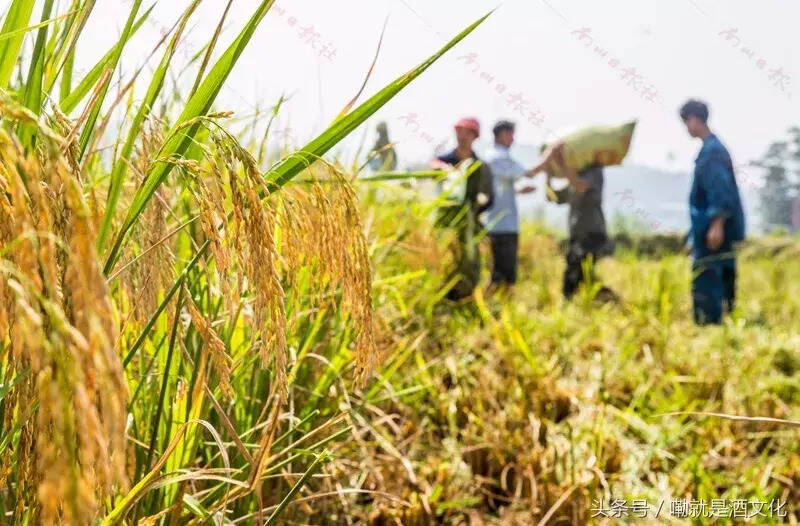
[542,121,636,177]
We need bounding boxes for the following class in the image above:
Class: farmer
[542,143,616,300]
[431,117,494,300]
[679,99,745,324]
[483,120,537,285]
[368,121,397,171]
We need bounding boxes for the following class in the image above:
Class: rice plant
[1,1,798,525]
[0,1,488,523]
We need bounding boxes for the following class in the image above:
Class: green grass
[310,195,799,523]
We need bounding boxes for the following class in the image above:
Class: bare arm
[526,146,554,178]
[526,161,546,178]
[526,141,565,178]
[430,158,452,170]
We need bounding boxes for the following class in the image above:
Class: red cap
[454,117,480,137]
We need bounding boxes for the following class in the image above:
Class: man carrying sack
[540,143,616,301]
[529,122,635,300]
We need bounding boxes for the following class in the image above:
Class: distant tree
[754,127,800,231]
[609,210,650,236]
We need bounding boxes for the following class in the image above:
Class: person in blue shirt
[679,99,746,324]
[484,120,537,285]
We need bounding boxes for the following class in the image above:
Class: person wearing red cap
[432,117,483,170]
[431,117,494,300]
[456,116,481,136]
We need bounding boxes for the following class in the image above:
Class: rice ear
[0,95,127,524]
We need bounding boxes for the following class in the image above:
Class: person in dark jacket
[431,117,494,300]
[545,143,616,300]
[368,121,398,171]
[680,99,745,324]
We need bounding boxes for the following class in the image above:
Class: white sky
[74,0,799,175]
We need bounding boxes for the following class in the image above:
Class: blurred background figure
[431,117,494,300]
[542,143,616,301]
[484,120,537,287]
[679,99,745,325]
[368,121,398,171]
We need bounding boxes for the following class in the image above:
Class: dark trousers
[563,233,609,298]
[490,233,519,284]
[692,258,736,325]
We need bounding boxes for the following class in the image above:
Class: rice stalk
[185,290,233,398]
[0,2,498,522]
[0,96,126,524]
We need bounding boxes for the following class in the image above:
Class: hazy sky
[78,0,798,177]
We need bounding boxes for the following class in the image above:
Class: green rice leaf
[76,0,143,157]
[20,0,54,117]
[0,369,29,403]
[103,0,277,275]
[358,170,446,182]
[0,9,75,43]
[265,11,492,190]
[47,0,97,98]
[189,0,233,96]
[59,3,152,113]
[0,0,37,88]
[59,42,74,101]
[103,6,490,275]
[96,0,201,253]
[265,453,327,525]
[16,0,54,148]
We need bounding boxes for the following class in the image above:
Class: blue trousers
[692,258,736,325]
